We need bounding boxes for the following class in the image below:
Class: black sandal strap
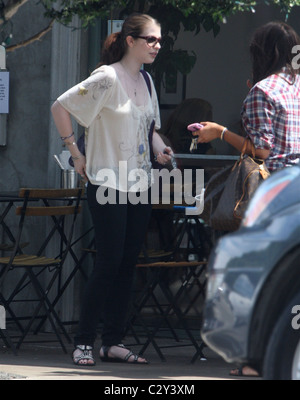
[100,344,147,364]
[124,350,134,362]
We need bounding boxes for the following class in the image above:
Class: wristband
[220,127,227,141]
[60,132,74,141]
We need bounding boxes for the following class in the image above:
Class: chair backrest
[16,188,83,217]
[18,188,82,199]
[10,188,83,260]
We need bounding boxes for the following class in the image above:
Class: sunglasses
[133,35,162,47]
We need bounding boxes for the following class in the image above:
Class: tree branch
[6,19,54,52]
[1,0,29,23]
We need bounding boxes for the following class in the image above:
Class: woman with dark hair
[192,21,300,173]
[193,21,300,377]
[51,13,173,366]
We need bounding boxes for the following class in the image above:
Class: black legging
[74,183,152,347]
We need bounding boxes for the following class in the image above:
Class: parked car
[201,165,300,380]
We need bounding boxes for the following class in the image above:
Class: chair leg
[33,238,93,336]
[0,329,17,355]
[16,267,69,353]
[134,264,207,362]
[128,270,168,361]
[160,277,206,362]
[180,265,207,316]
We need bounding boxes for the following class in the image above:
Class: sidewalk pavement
[0,332,261,381]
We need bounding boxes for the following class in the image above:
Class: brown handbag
[202,139,270,231]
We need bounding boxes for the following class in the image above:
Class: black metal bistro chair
[128,191,210,362]
[0,187,83,353]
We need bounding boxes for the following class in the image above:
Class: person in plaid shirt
[193,21,300,377]
[193,21,300,172]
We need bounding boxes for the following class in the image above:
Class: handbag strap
[140,69,152,97]
[140,69,156,164]
[240,136,270,179]
[241,137,256,159]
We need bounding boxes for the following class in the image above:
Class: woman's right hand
[74,156,88,182]
[193,121,224,143]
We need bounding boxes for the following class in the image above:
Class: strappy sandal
[100,344,149,364]
[72,345,96,366]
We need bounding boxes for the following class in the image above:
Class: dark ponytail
[99,32,125,66]
[97,13,159,67]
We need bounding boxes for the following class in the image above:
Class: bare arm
[152,131,173,165]
[51,101,87,178]
[51,100,73,136]
[194,121,270,159]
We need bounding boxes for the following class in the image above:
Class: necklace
[120,62,140,97]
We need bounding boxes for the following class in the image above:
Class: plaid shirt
[241,68,300,171]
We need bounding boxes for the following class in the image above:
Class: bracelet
[60,132,74,141]
[220,127,228,141]
[71,155,82,161]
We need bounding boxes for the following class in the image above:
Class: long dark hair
[98,13,159,67]
[250,21,300,85]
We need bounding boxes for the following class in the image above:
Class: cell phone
[187,123,203,132]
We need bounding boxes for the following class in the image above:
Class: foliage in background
[2,0,300,88]
[40,0,300,89]
[2,1,300,52]
[41,1,300,31]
